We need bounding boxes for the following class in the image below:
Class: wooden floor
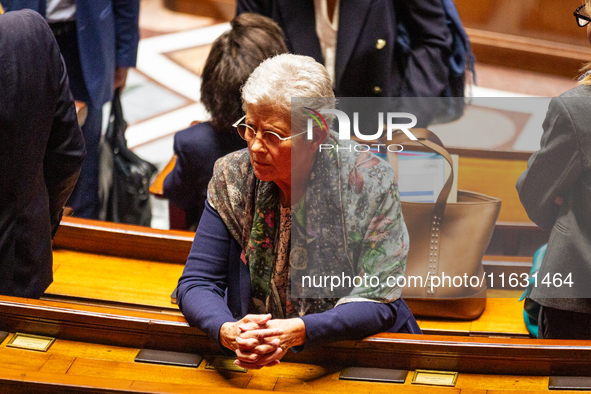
[0,331,576,393]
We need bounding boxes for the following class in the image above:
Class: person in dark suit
[516,0,591,340]
[4,0,140,219]
[162,13,288,230]
[0,10,85,298]
[235,0,451,99]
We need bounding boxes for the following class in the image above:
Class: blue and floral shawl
[207,132,408,318]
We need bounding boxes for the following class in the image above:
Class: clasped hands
[220,314,305,370]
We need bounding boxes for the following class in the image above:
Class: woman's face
[245,106,294,189]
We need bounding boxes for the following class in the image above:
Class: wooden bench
[49,216,532,336]
[0,322,578,393]
[1,294,591,381]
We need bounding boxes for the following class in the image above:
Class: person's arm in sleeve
[177,201,238,344]
[296,301,398,350]
[43,53,86,238]
[234,300,401,369]
[178,201,283,359]
[112,0,140,88]
[396,0,452,98]
[516,97,583,230]
[251,299,412,362]
[162,133,201,211]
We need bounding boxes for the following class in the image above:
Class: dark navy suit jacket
[3,0,140,106]
[162,122,247,229]
[177,201,420,352]
[0,10,85,298]
[236,0,451,98]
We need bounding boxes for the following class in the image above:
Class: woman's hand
[220,314,285,369]
[254,318,306,352]
[220,314,282,354]
[234,318,306,369]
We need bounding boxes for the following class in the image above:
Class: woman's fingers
[238,314,272,332]
[239,327,283,341]
[235,346,284,369]
[242,314,272,325]
[238,322,261,332]
[236,337,280,353]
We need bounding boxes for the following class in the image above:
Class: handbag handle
[389,128,454,219]
[105,88,127,145]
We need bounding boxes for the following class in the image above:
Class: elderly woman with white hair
[177,53,420,369]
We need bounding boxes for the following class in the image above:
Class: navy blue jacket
[3,0,140,107]
[236,0,451,98]
[177,201,420,352]
[162,122,247,228]
[0,10,85,298]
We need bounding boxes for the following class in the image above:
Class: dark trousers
[52,21,102,219]
[539,305,591,340]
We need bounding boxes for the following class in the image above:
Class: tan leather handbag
[390,129,501,320]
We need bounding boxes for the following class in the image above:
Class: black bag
[98,90,157,226]
[396,0,475,124]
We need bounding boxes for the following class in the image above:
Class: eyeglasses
[575,5,591,27]
[232,115,307,145]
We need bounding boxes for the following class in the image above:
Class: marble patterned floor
[125,0,581,229]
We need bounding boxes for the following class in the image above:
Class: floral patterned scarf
[207,133,408,318]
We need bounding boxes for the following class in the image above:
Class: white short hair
[241,54,336,131]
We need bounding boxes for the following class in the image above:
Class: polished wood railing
[52,216,194,264]
[1,295,591,377]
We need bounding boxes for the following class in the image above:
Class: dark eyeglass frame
[575,5,591,27]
